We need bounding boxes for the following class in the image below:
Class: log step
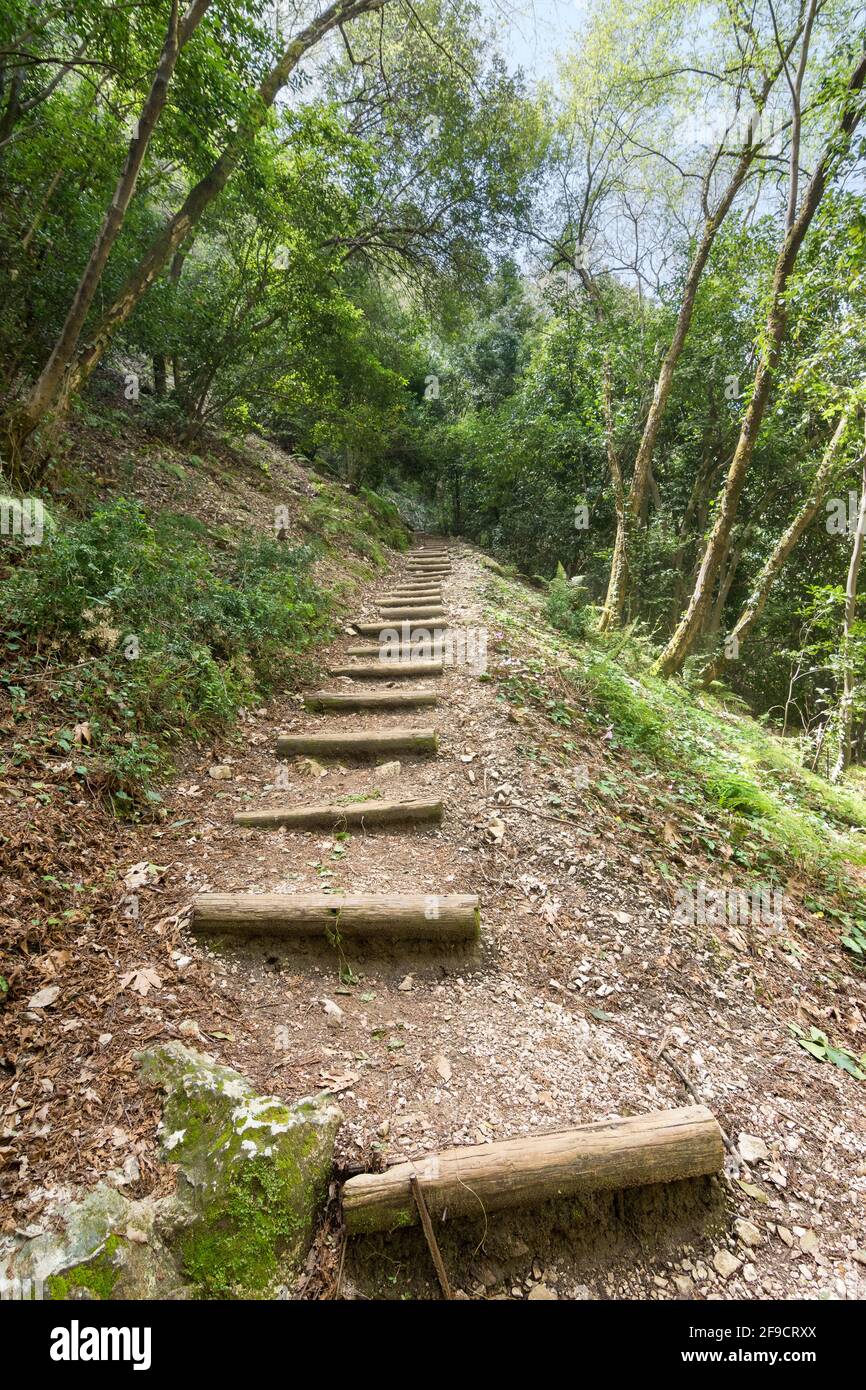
[329,660,443,679]
[341,1105,724,1234]
[377,606,447,620]
[192,892,479,941]
[345,643,446,659]
[305,688,438,709]
[379,588,442,598]
[352,620,448,637]
[277,727,438,757]
[234,798,443,829]
[378,597,442,606]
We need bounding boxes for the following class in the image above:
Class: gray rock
[5,1043,342,1302]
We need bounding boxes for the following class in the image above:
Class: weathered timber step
[377,606,447,620]
[329,660,443,679]
[192,892,479,941]
[352,619,447,636]
[341,1105,724,1234]
[406,563,450,570]
[378,596,442,606]
[379,587,442,598]
[277,727,437,758]
[345,645,446,661]
[306,688,438,709]
[233,797,443,830]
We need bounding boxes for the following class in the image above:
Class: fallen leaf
[435,1054,452,1082]
[119,967,162,996]
[28,985,60,1009]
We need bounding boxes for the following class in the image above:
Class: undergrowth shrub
[0,499,330,813]
[545,566,592,640]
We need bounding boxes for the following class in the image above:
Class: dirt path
[121,538,866,1301]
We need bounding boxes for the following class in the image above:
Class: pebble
[713,1249,742,1279]
[734,1217,763,1248]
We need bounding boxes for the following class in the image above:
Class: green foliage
[0,499,329,810]
[704,773,776,819]
[546,566,592,639]
[789,1024,866,1080]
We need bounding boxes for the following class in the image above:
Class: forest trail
[128,534,866,1300]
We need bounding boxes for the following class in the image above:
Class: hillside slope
[2,418,865,1301]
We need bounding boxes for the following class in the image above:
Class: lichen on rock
[5,1043,341,1302]
[140,1042,342,1298]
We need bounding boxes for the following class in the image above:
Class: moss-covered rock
[6,1185,186,1301]
[140,1042,342,1298]
[4,1044,342,1302]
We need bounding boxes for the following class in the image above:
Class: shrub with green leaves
[545,565,592,641]
[0,500,330,811]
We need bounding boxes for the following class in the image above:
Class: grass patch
[0,498,331,814]
[484,571,866,895]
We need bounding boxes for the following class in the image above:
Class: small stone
[743,1263,758,1283]
[376,761,401,777]
[799,1229,819,1256]
[777,1226,794,1247]
[734,1217,763,1248]
[713,1249,742,1279]
[852,1249,866,1266]
[527,1284,558,1300]
[674,1274,694,1296]
[321,997,344,1028]
[738,1132,769,1164]
[208,765,232,780]
[397,975,414,992]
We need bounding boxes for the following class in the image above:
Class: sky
[481,0,587,85]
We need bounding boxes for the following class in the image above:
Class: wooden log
[192,892,479,941]
[379,587,442,597]
[352,622,449,638]
[234,797,443,829]
[378,596,442,606]
[328,660,443,679]
[305,688,438,709]
[345,643,444,658]
[341,1105,724,1234]
[277,727,438,758]
[377,606,447,620]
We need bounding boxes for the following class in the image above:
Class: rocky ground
[3,530,866,1301]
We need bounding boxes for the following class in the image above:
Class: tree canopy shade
[2,0,866,775]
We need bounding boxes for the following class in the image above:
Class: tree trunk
[655,50,866,678]
[700,405,861,684]
[600,17,819,627]
[598,356,628,631]
[153,354,167,398]
[5,0,389,474]
[7,0,211,463]
[831,449,866,782]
